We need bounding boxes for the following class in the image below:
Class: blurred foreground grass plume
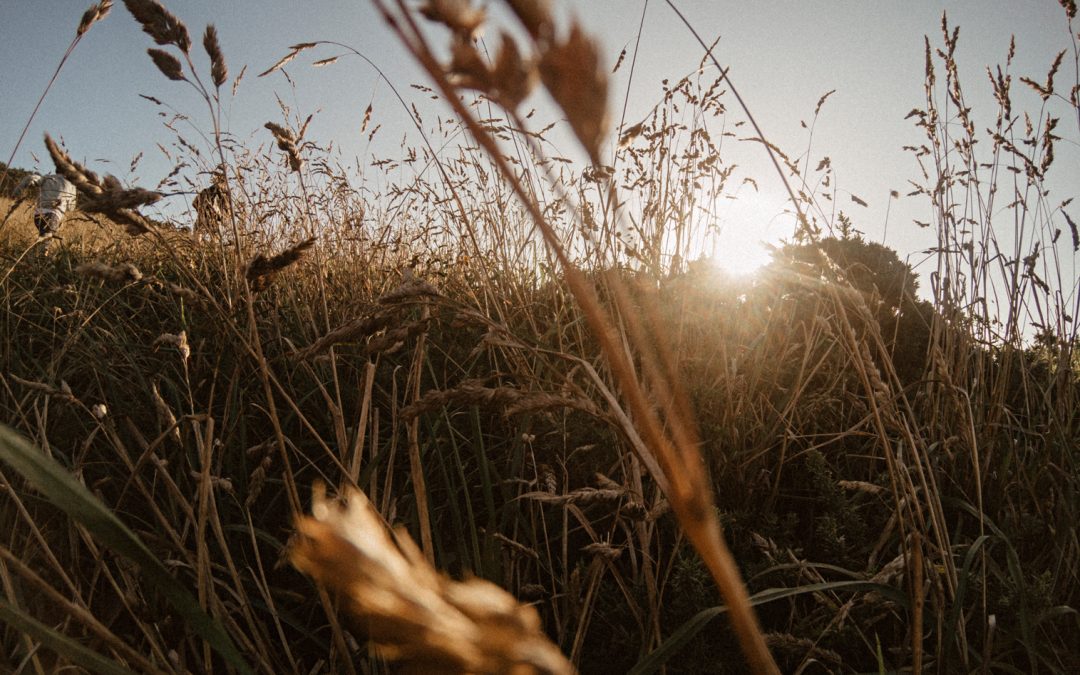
[292,484,573,674]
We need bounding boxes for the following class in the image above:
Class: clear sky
[2,1,1077,284]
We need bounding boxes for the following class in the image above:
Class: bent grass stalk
[373,0,779,671]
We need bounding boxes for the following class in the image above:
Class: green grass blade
[942,534,992,668]
[0,423,252,675]
[628,579,905,675]
[0,596,138,675]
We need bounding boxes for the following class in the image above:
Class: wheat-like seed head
[291,484,574,674]
[264,122,305,172]
[148,47,185,81]
[77,0,113,37]
[203,24,228,88]
[75,261,143,284]
[123,0,191,52]
[246,236,316,290]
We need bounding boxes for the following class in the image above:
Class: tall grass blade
[0,597,138,675]
[0,423,252,675]
[629,580,906,675]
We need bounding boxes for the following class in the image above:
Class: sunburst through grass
[0,1,1077,674]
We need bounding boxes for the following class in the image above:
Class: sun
[710,237,773,277]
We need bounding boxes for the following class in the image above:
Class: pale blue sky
[1,1,1077,284]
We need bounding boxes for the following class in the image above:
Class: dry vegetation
[0,1,1078,673]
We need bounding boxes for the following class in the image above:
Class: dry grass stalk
[291,484,574,674]
[375,2,779,670]
[9,375,78,404]
[75,261,143,284]
[519,487,624,506]
[400,379,600,421]
[246,236,316,290]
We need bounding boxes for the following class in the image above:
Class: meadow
[0,1,1077,673]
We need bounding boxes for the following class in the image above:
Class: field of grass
[1,1,1078,673]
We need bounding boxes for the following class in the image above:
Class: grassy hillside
[1,1,1077,673]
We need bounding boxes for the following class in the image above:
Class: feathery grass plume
[246,236,316,290]
[147,47,184,81]
[538,22,609,164]
[264,122,305,172]
[581,542,622,561]
[75,261,142,284]
[490,33,536,111]
[1063,210,1079,252]
[519,487,624,506]
[505,0,553,42]
[258,42,318,78]
[77,0,113,37]
[400,379,600,421]
[419,0,486,42]
[44,134,160,234]
[122,0,190,52]
[150,380,181,445]
[153,331,190,361]
[377,277,440,303]
[161,281,201,303]
[203,24,227,88]
[291,484,574,674]
[295,311,396,360]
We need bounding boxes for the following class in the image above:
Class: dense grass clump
[1,1,1078,673]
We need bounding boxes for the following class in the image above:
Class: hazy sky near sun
[1,1,1077,280]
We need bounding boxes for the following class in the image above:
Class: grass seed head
[75,261,143,283]
[77,0,113,37]
[123,0,191,52]
[291,485,573,674]
[539,22,609,163]
[203,24,228,87]
[147,47,185,81]
[246,236,316,290]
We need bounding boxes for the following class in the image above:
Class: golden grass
[0,1,1077,673]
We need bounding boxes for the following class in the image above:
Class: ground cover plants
[0,0,1077,672]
